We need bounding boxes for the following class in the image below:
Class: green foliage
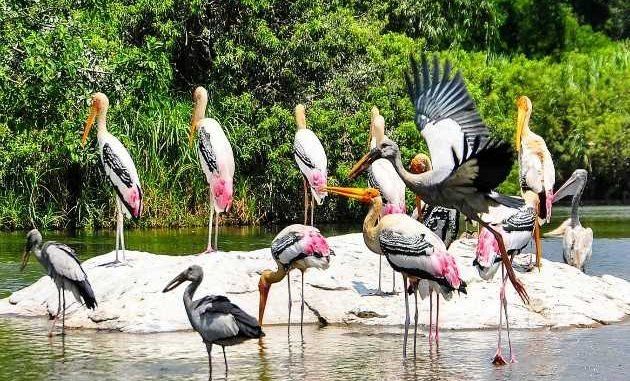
[0,0,628,230]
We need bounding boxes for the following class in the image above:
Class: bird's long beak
[348,148,381,180]
[20,250,31,272]
[415,195,423,220]
[258,279,271,325]
[324,186,378,203]
[82,103,98,147]
[515,100,528,152]
[553,173,579,202]
[162,272,186,293]
[188,120,197,148]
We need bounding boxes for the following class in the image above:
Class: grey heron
[325,186,466,358]
[293,104,328,226]
[190,86,235,253]
[82,92,143,266]
[553,169,593,272]
[20,229,97,336]
[474,190,541,364]
[162,265,263,377]
[348,55,530,309]
[258,224,332,332]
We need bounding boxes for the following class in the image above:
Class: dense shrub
[0,0,628,230]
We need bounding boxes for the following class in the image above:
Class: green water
[0,206,629,380]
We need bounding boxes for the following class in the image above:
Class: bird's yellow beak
[324,186,380,204]
[20,250,31,272]
[82,103,98,147]
[515,96,529,151]
[189,120,197,148]
[348,148,381,180]
[258,277,271,325]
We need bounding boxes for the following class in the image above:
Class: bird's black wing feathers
[102,144,133,187]
[405,54,488,148]
[196,295,263,338]
[45,242,97,309]
[199,129,218,173]
[453,137,515,193]
[294,141,315,169]
[379,230,432,256]
[270,231,302,260]
[503,206,536,232]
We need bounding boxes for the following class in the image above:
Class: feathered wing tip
[488,191,525,209]
[405,53,487,139]
[432,250,466,294]
[77,280,97,310]
[457,137,515,193]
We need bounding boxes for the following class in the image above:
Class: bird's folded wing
[45,243,88,281]
[199,129,218,173]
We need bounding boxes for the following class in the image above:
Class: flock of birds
[19,55,594,377]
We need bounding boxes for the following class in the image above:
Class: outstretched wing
[405,55,489,171]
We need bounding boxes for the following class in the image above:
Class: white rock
[1,234,628,333]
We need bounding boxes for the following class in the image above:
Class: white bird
[21,229,97,336]
[293,104,327,226]
[516,95,555,227]
[553,169,593,272]
[163,265,263,377]
[475,191,540,364]
[258,224,333,331]
[366,107,406,295]
[82,93,142,266]
[190,87,235,253]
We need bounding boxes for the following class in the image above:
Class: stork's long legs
[287,272,292,331]
[402,275,410,358]
[435,294,440,344]
[377,255,382,293]
[493,264,508,366]
[117,197,126,262]
[205,342,213,377]
[300,270,305,334]
[303,178,309,225]
[429,291,434,343]
[392,270,396,294]
[477,219,529,304]
[207,188,215,253]
[214,211,219,252]
[222,345,228,372]
[48,290,61,337]
[310,197,315,226]
[114,200,120,263]
[413,287,418,357]
[61,290,66,336]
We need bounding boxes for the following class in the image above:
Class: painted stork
[190,86,235,253]
[516,95,555,228]
[348,56,530,307]
[82,93,142,266]
[325,186,466,357]
[366,107,406,295]
[409,153,460,248]
[552,169,593,272]
[20,229,97,336]
[258,224,332,331]
[163,265,263,377]
[474,190,540,365]
[293,104,327,226]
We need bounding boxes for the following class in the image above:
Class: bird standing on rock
[163,265,263,378]
[20,229,97,336]
[82,92,143,266]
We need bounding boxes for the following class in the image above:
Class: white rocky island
[1,234,629,333]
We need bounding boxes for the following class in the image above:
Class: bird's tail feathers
[77,280,97,310]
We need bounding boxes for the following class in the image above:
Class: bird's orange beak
[324,186,380,204]
[258,278,271,325]
[515,96,529,151]
[348,148,381,180]
[82,103,98,147]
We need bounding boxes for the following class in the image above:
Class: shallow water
[0,206,629,380]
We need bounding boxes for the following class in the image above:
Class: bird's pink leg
[310,196,315,226]
[429,291,435,343]
[413,287,418,357]
[214,211,220,251]
[206,188,215,253]
[303,178,309,226]
[435,293,440,344]
[502,263,517,363]
[402,275,410,358]
[493,265,508,366]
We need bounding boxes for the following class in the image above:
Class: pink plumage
[303,231,332,257]
[430,250,462,289]
[212,176,233,212]
[382,203,407,216]
[476,226,502,267]
[126,185,143,218]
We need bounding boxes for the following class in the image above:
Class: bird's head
[162,265,204,292]
[515,95,532,151]
[553,169,588,202]
[294,104,306,130]
[410,153,432,174]
[82,93,109,147]
[324,186,381,204]
[189,86,208,147]
[21,229,42,271]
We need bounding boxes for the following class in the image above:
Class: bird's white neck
[96,108,108,135]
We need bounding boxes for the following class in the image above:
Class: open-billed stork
[325,186,466,357]
[82,93,142,265]
[293,104,327,226]
[409,153,460,248]
[552,169,593,272]
[258,224,332,331]
[516,96,555,225]
[163,265,263,377]
[190,86,235,253]
[21,229,97,336]
[365,107,406,295]
[474,190,540,365]
[348,55,530,309]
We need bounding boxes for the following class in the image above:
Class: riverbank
[2,234,629,333]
